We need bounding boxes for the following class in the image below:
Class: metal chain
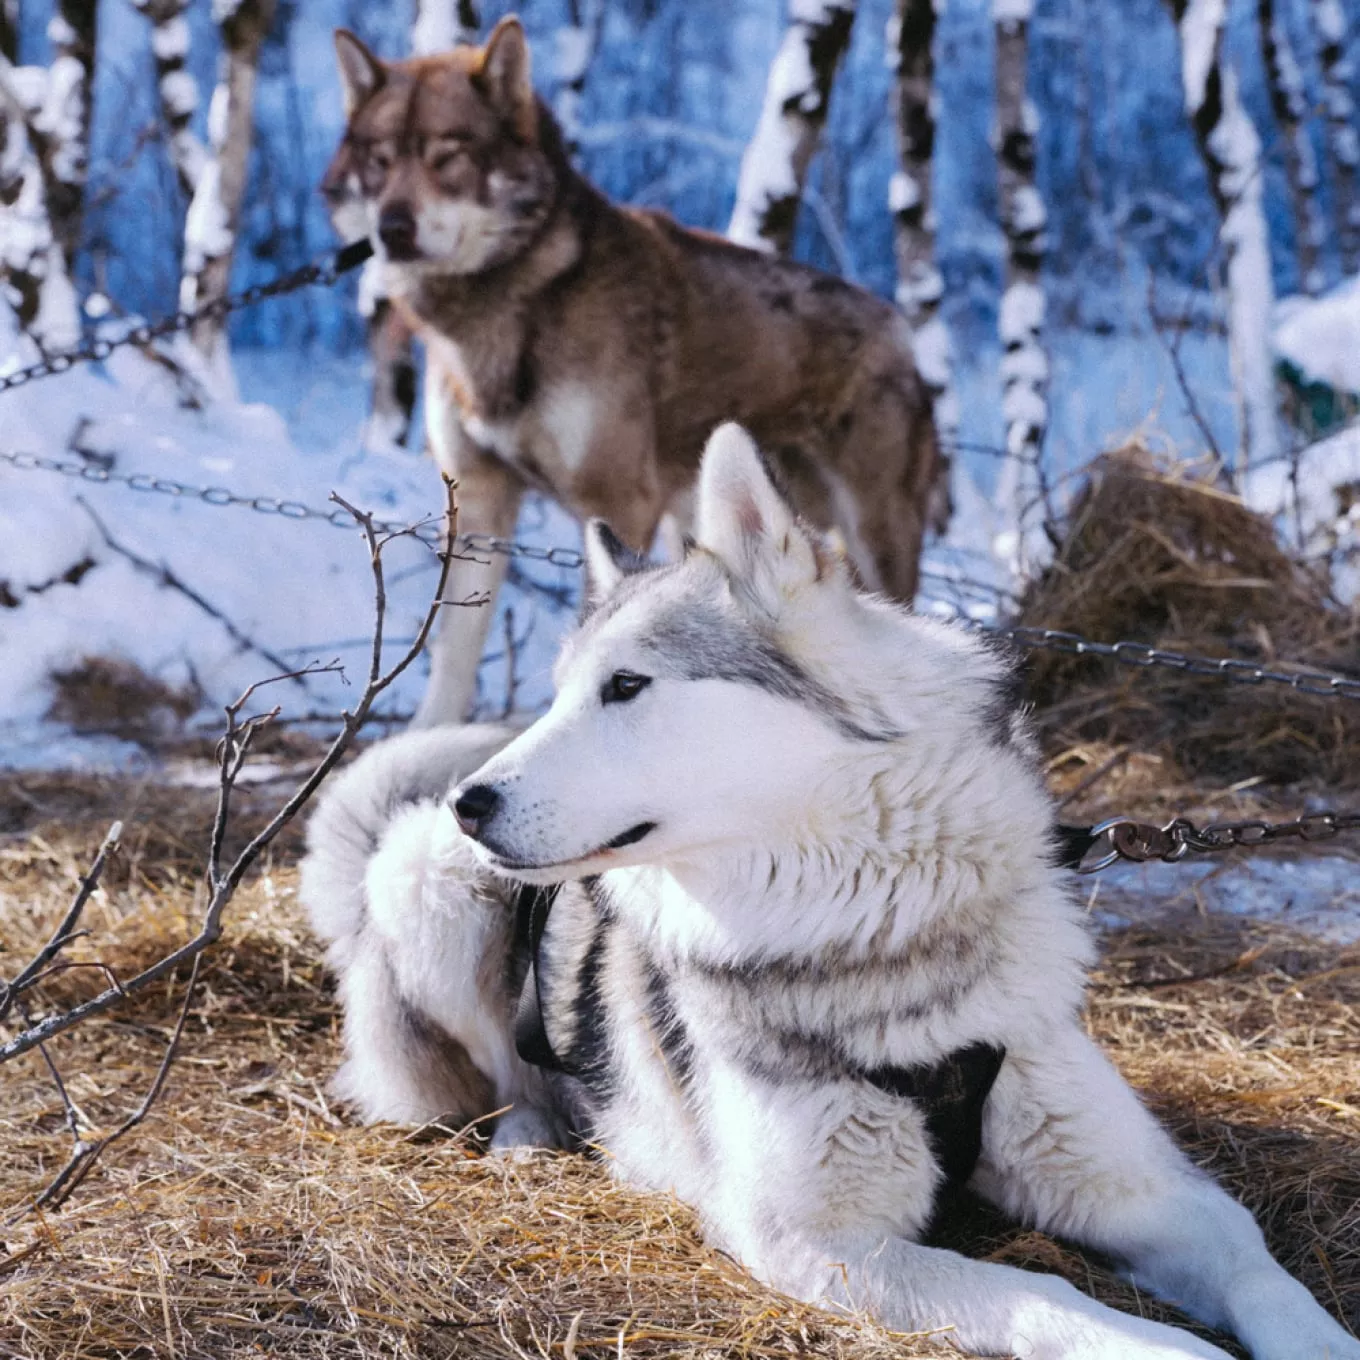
[1076,809,1360,873]
[992,624,1360,701]
[0,449,585,568]
[4,447,1358,691]
[0,240,374,396]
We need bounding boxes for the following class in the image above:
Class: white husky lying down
[301,425,1359,1360]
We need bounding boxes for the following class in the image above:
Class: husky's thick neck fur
[455,425,1092,1052]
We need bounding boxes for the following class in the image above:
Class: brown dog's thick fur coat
[324,18,941,725]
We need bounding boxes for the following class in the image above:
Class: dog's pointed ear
[476,16,536,139]
[334,30,384,115]
[696,424,819,601]
[583,519,638,610]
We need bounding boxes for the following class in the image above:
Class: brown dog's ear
[334,30,384,115]
[475,16,536,139]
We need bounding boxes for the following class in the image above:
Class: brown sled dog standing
[323,17,942,726]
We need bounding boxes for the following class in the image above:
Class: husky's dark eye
[601,671,651,705]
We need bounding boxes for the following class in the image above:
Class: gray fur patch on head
[637,602,899,743]
[565,555,899,743]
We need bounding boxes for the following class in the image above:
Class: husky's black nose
[378,203,419,260]
[453,783,500,838]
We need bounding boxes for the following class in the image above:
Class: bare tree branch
[1,480,465,1070]
[0,821,122,1026]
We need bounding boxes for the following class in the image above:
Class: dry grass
[1018,444,1360,790]
[2,771,1358,1359]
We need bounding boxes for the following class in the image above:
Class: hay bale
[1017,445,1360,788]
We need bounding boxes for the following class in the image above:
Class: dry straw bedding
[1,772,1358,1360]
[1017,446,1360,791]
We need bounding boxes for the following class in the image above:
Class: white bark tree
[889,0,955,445]
[1259,0,1326,295]
[992,0,1049,571]
[132,0,207,202]
[728,0,858,256]
[553,0,604,155]
[180,0,275,369]
[411,0,480,56]
[1308,0,1359,274]
[0,1,96,352]
[1165,0,1279,469]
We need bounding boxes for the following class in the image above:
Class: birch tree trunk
[0,8,89,351]
[180,0,274,367]
[1165,0,1279,468]
[1309,0,1359,274]
[38,0,97,274]
[412,0,480,56]
[994,0,1049,567]
[132,0,206,202]
[553,0,603,156]
[1259,0,1325,294]
[728,0,857,255]
[890,0,954,441]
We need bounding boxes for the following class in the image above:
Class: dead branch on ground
[1,478,476,1213]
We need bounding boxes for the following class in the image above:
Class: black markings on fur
[863,1042,1006,1201]
[643,961,695,1091]
[969,632,1031,754]
[562,879,613,1093]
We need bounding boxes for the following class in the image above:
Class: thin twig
[0,821,122,1025]
[26,954,203,1214]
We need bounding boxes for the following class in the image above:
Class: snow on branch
[728,0,858,256]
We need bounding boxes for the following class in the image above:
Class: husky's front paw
[489,1105,561,1156]
[1227,1268,1360,1359]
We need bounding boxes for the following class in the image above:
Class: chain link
[0,240,374,397]
[0,449,585,568]
[989,625,1360,701]
[1076,809,1360,873]
[5,447,1360,691]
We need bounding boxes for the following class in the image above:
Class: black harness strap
[860,1041,1007,1194]
[512,883,567,1072]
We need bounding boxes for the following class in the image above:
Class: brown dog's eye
[428,143,469,172]
[601,671,651,705]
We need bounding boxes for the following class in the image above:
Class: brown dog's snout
[378,202,419,260]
